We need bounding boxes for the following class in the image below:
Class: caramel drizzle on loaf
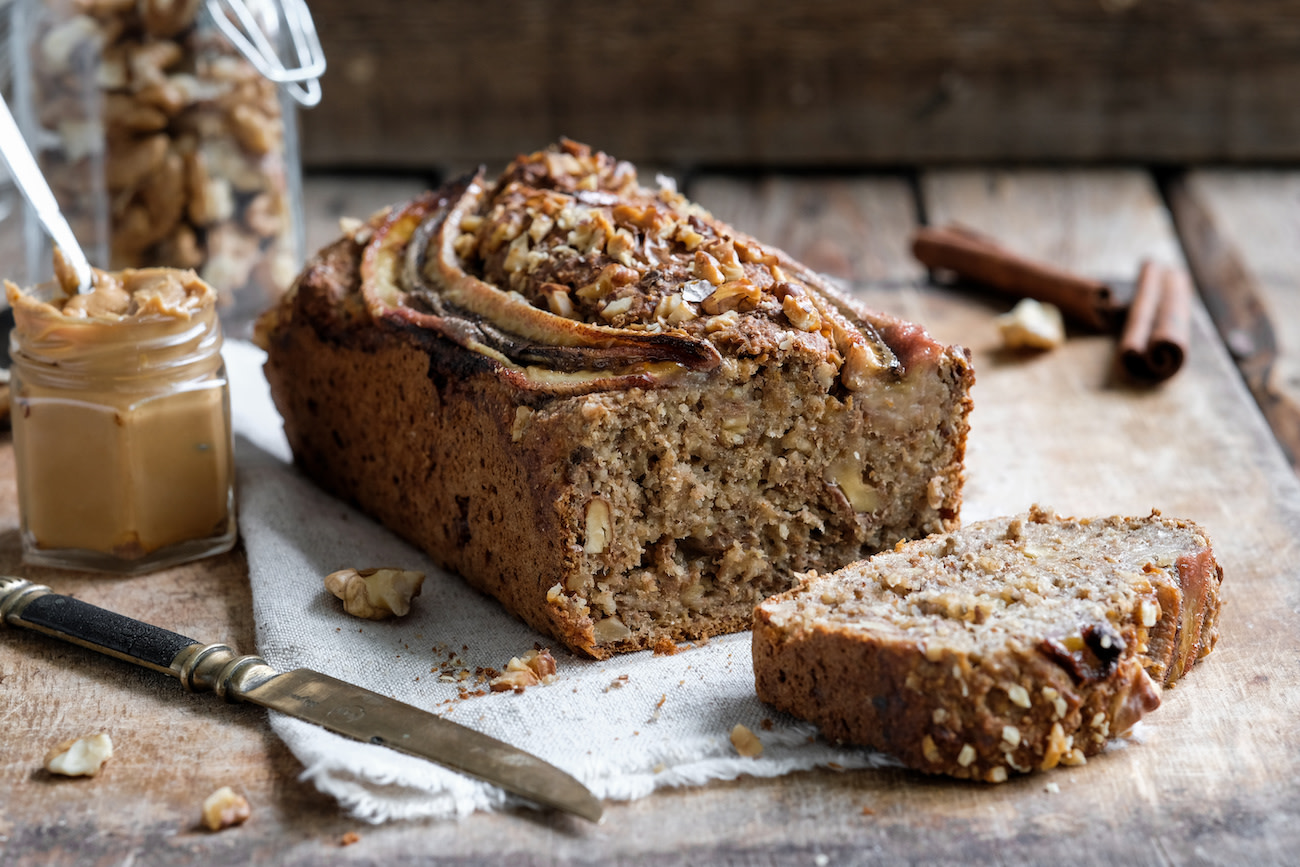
[358,139,899,393]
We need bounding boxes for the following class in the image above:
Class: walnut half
[324,568,426,620]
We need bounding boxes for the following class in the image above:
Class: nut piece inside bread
[753,506,1223,782]
[258,139,974,658]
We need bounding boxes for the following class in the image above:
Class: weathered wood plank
[908,167,1300,858]
[4,172,1300,865]
[1165,170,1300,470]
[921,169,1186,286]
[917,169,1197,515]
[690,174,923,285]
[300,0,1300,170]
[301,175,433,256]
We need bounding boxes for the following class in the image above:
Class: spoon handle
[0,94,92,294]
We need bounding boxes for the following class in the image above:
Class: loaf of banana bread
[753,506,1223,781]
[257,140,974,658]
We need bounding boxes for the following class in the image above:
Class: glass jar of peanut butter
[11,0,324,338]
[6,262,236,573]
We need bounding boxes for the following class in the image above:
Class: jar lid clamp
[205,0,326,107]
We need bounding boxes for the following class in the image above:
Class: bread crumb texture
[753,506,1223,782]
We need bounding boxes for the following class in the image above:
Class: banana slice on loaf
[752,505,1222,782]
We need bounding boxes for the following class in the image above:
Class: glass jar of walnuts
[11,0,324,335]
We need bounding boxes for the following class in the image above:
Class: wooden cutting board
[1,171,1298,865]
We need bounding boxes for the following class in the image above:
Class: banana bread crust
[752,507,1223,781]
[259,141,975,658]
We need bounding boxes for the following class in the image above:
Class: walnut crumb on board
[44,733,113,777]
[997,298,1065,350]
[201,786,251,831]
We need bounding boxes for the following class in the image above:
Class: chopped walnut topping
[674,222,705,251]
[701,280,761,315]
[606,228,638,266]
[692,250,726,286]
[704,310,741,333]
[654,292,698,324]
[541,282,575,318]
[782,293,822,332]
[601,296,634,319]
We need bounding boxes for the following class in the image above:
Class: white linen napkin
[227,339,895,822]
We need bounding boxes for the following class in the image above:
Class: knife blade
[0,576,603,823]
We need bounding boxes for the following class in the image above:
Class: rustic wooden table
[2,166,1299,866]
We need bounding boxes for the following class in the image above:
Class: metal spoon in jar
[0,93,92,295]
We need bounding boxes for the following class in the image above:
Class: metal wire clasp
[205,0,326,107]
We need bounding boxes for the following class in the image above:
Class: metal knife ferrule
[172,642,279,699]
[0,576,47,622]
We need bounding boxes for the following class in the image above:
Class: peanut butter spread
[8,264,233,565]
[7,261,213,324]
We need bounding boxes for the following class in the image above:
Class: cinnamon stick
[1118,261,1192,383]
[911,225,1121,332]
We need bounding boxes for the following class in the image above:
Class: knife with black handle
[0,575,603,823]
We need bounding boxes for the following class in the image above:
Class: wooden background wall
[299,0,1300,171]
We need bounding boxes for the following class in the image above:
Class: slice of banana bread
[753,506,1222,781]
[258,140,974,658]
